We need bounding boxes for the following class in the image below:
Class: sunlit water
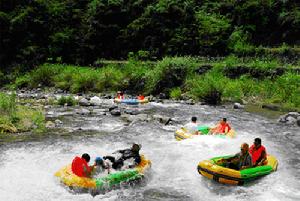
[0,102,299,201]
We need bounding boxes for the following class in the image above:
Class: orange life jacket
[138,95,144,100]
[249,145,266,165]
[117,94,124,99]
[71,156,90,177]
[220,123,231,133]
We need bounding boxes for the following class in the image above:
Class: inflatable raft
[197,155,278,185]
[175,126,235,141]
[55,155,151,190]
[114,98,149,105]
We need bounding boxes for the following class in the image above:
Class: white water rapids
[0,102,299,201]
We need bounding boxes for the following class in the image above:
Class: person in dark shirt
[219,143,252,170]
[104,144,141,170]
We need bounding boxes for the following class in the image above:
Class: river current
[0,101,299,201]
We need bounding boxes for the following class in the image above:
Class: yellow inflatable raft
[197,155,278,185]
[175,126,236,141]
[55,155,151,190]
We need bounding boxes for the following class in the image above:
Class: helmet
[95,157,103,165]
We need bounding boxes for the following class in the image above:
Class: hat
[95,157,103,165]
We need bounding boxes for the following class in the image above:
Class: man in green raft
[219,143,253,170]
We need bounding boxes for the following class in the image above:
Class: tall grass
[11,56,300,109]
[145,57,199,95]
[0,92,45,133]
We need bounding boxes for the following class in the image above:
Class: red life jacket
[249,145,266,164]
[71,156,90,177]
[138,95,144,100]
[117,95,124,99]
[220,123,231,133]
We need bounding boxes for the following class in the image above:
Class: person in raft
[71,153,96,178]
[116,91,124,99]
[104,143,141,170]
[183,116,199,135]
[249,138,267,167]
[219,143,253,170]
[94,156,111,174]
[209,118,231,135]
[137,94,145,100]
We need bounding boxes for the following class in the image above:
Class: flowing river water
[0,101,299,201]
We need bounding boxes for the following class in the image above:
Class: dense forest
[1,0,300,71]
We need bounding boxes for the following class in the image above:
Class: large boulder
[121,114,149,123]
[90,96,101,106]
[46,121,56,128]
[233,102,245,109]
[297,116,300,127]
[75,108,91,115]
[79,98,90,106]
[152,114,172,125]
[262,104,279,111]
[109,105,118,111]
[110,109,121,116]
[54,119,63,126]
[278,112,300,125]
[124,109,140,115]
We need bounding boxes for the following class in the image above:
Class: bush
[271,72,300,108]
[71,69,98,93]
[122,60,151,93]
[29,64,59,87]
[186,71,226,105]
[228,28,255,55]
[170,87,182,100]
[95,66,125,92]
[15,74,31,89]
[145,57,198,95]
[57,96,76,106]
[0,92,17,118]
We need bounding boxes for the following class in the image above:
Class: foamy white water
[0,103,299,201]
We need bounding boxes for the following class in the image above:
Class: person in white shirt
[183,116,199,135]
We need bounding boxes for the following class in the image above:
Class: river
[0,101,299,201]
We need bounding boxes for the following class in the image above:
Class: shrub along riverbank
[0,92,45,134]
[9,56,300,110]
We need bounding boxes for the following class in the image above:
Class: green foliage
[0,71,5,87]
[170,87,182,100]
[1,0,300,70]
[195,10,231,47]
[15,74,31,89]
[0,93,45,133]
[145,57,198,95]
[228,28,255,55]
[29,64,59,87]
[128,50,151,61]
[71,70,98,93]
[95,66,125,92]
[186,70,226,105]
[271,73,300,107]
[57,96,76,106]
[0,92,17,119]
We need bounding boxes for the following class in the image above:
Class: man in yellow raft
[183,116,200,135]
[219,143,253,170]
